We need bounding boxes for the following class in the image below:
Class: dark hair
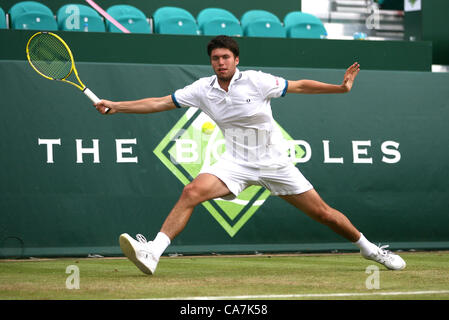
[207,35,240,58]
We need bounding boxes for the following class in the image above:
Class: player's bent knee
[181,183,207,205]
[181,183,199,199]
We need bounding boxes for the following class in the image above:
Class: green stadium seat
[9,1,57,31]
[0,7,7,29]
[240,10,286,38]
[57,4,105,32]
[284,11,327,39]
[197,8,242,36]
[106,4,151,34]
[153,7,198,35]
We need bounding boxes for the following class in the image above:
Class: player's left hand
[342,62,360,92]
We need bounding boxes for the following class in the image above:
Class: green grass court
[1,251,448,300]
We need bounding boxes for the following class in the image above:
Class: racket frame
[26,31,106,109]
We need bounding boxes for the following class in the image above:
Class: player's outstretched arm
[95,95,177,115]
[287,62,360,94]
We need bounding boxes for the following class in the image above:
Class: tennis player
[95,35,406,274]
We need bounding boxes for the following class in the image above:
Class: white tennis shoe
[362,244,406,270]
[119,233,159,275]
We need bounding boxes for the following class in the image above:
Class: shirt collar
[210,68,242,91]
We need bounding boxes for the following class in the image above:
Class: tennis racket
[26,31,109,113]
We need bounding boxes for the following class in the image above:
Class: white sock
[353,233,378,256]
[152,232,171,259]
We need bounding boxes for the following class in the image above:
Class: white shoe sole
[363,252,406,271]
[119,233,154,275]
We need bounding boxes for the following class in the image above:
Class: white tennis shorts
[199,159,314,200]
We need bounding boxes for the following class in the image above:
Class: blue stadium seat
[9,1,57,31]
[197,8,242,36]
[240,10,285,38]
[106,4,151,34]
[153,6,198,35]
[0,7,7,29]
[57,4,105,32]
[284,11,327,39]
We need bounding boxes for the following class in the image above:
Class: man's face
[210,48,239,82]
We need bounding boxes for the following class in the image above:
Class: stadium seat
[284,11,327,39]
[106,4,151,34]
[9,1,57,31]
[240,10,286,38]
[57,4,105,32]
[153,6,198,35]
[196,8,242,36]
[0,7,7,29]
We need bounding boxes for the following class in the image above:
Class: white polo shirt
[172,68,290,168]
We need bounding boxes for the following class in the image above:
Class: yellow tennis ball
[201,121,215,135]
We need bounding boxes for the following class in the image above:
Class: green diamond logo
[154,108,305,237]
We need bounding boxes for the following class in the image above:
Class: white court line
[147,290,449,300]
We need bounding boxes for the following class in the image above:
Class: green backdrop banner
[0,61,448,258]
[0,30,433,72]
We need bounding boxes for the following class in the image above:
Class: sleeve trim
[281,80,288,97]
[171,93,181,108]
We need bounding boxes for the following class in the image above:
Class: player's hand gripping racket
[26,31,109,113]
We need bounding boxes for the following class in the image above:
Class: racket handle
[83,87,110,113]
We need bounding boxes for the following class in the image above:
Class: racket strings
[28,33,73,80]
